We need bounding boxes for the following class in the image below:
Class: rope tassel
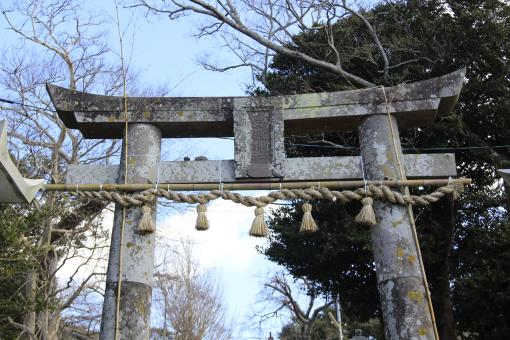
[195,204,209,231]
[249,207,268,237]
[355,197,377,227]
[452,183,464,200]
[299,203,318,233]
[138,205,156,233]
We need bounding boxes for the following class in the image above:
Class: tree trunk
[301,323,310,340]
[38,211,60,340]
[23,270,37,338]
[420,195,456,340]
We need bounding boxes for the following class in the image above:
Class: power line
[404,145,510,152]
[288,143,359,150]
[217,140,510,152]
[0,97,55,112]
[288,142,510,152]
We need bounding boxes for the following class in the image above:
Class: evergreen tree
[0,205,56,338]
[259,1,510,338]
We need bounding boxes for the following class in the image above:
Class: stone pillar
[358,115,435,339]
[100,124,161,339]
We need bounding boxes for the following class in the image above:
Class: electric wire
[287,142,510,152]
[0,98,55,112]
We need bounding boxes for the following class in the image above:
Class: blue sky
[0,1,303,338]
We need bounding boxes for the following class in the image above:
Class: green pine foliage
[0,204,57,338]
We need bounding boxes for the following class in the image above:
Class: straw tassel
[138,205,156,233]
[355,197,377,227]
[195,203,209,231]
[249,207,268,237]
[299,203,318,233]
[452,183,464,200]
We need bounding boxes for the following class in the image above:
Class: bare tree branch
[254,271,334,338]
[133,0,377,87]
[340,0,390,79]
[152,239,233,339]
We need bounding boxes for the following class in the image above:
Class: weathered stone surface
[359,115,435,340]
[47,69,465,139]
[233,97,284,178]
[100,281,117,338]
[402,153,456,178]
[67,154,456,184]
[284,154,456,180]
[497,169,510,185]
[118,281,152,339]
[283,97,440,133]
[102,281,152,339]
[99,124,160,340]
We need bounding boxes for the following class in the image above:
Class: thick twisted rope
[76,184,456,207]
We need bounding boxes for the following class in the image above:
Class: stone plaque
[233,97,284,178]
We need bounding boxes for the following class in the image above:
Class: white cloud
[156,198,267,271]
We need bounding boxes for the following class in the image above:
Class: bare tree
[253,271,335,339]
[152,239,233,340]
[130,0,413,88]
[0,0,139,338]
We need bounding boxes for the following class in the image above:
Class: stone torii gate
[47,68,465,339]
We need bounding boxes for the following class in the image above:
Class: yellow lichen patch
[126,242,135,248]
[396,247,404,259]
[128,157,137,168]
[134,297,146,315]
[418,326,428,336]
[131,244,143,256]
[385,149,395,162]
[107,115,116,122]
[407,255,416,265]
[142,110,151,119]
[176,111,184,117]
[381,164,395,179]
[407,290,423,303]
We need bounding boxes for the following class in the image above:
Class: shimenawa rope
[76,184,457,208]
[75,183,459,235]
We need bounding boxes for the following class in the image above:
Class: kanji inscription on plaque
[233,98,284,178]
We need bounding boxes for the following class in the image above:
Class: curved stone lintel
[47,68,465,138]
